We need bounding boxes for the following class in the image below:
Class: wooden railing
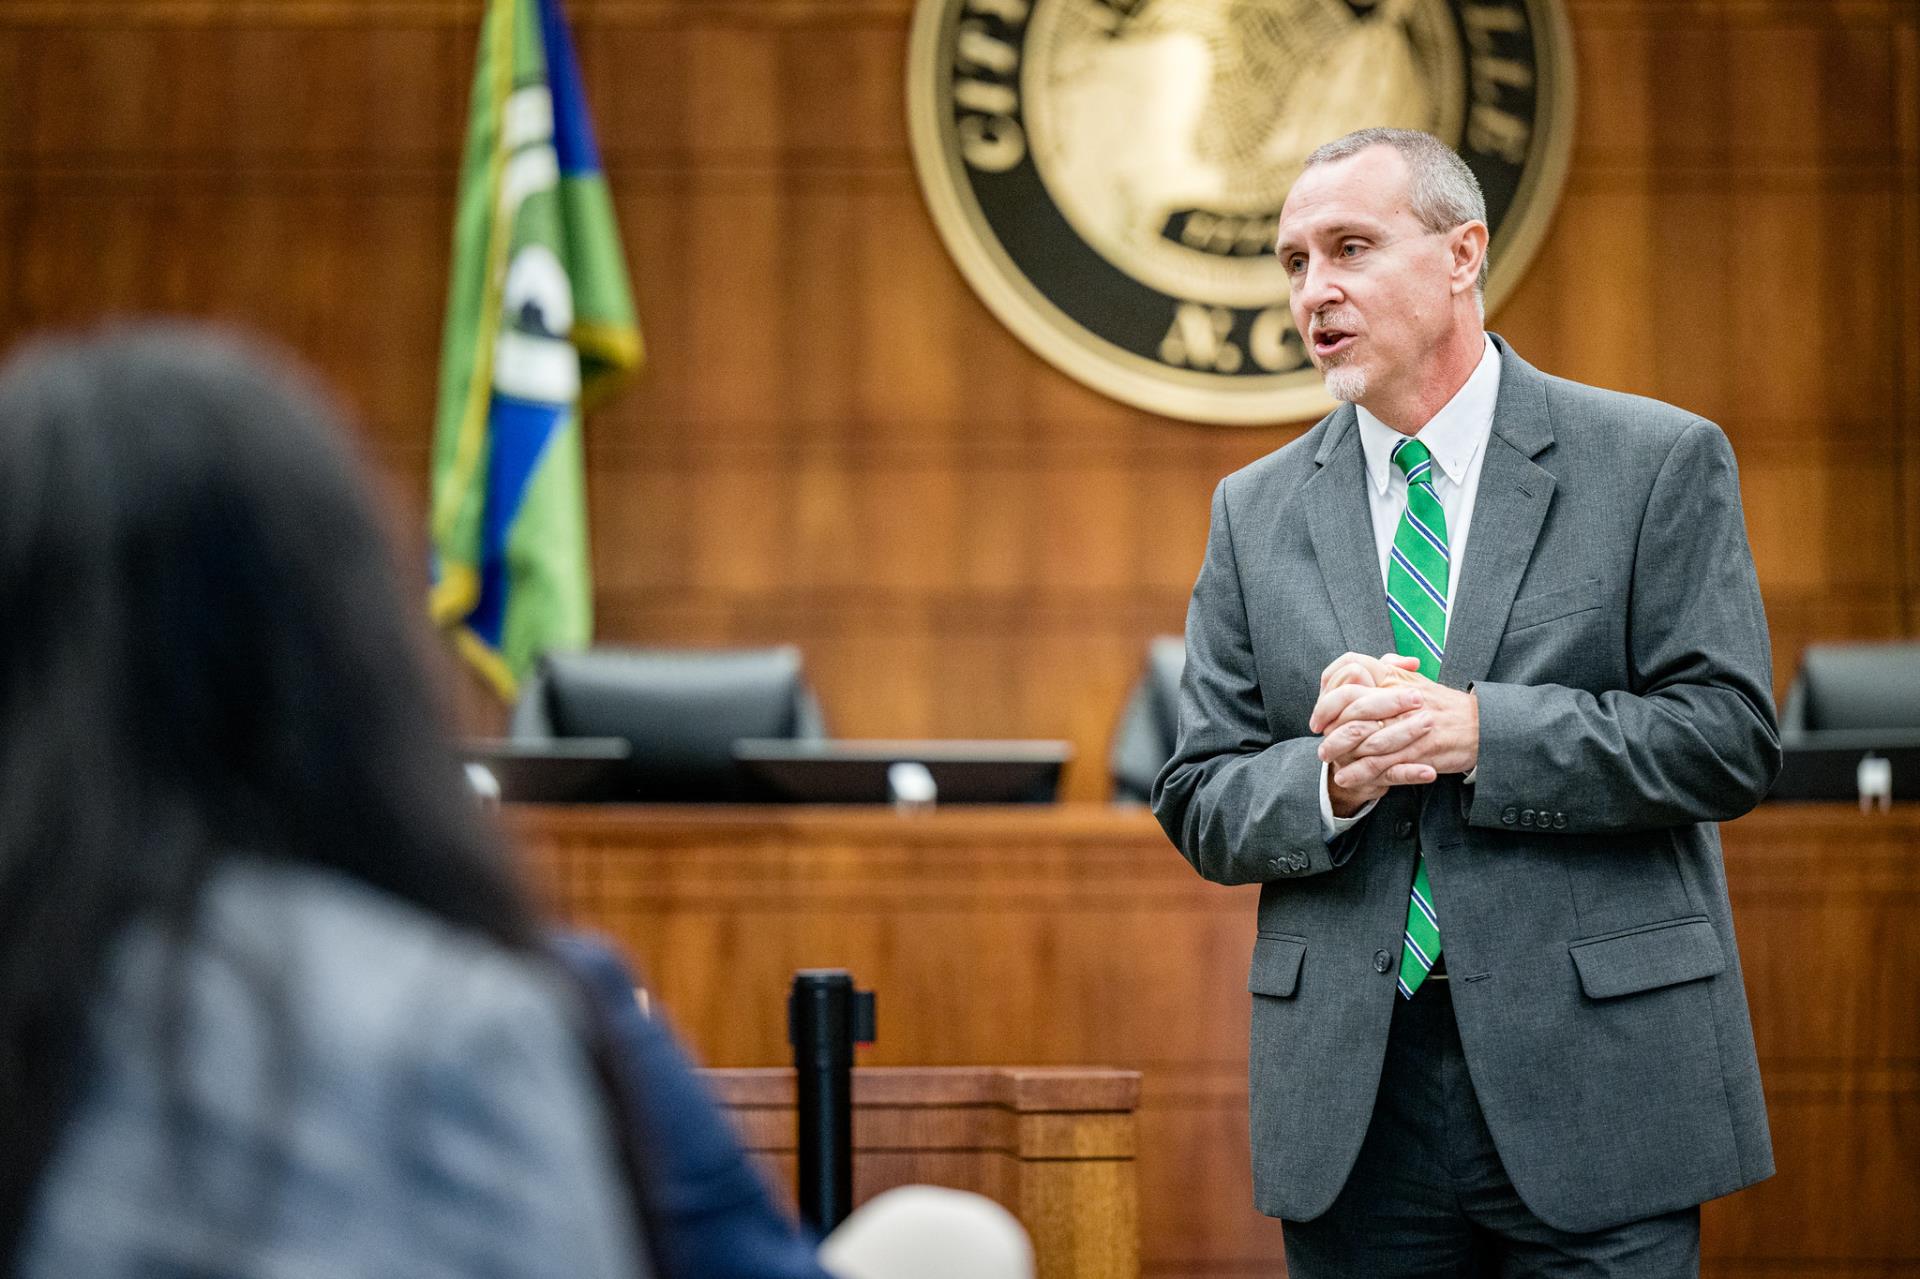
[704,1066,1141,1279]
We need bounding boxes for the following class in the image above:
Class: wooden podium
[517,803,1920,1278]
[704,1066,1141,1279]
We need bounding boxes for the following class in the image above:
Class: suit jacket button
[1373,949,1392,974]
[1394,819,1413,838]
[1520,809,1536,827]
[1501,807,1518,826]
[1553,813,1568,830]
[1288,851,1310,872]
[1268,856,1287,875]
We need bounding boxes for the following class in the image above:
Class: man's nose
[1297,259,1343,313]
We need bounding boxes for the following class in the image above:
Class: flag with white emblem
[429,0,639,697]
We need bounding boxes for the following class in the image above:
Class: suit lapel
[1305,407,1397,658]
[1438,337,1558,690]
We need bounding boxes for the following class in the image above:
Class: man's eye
[1340,242,1364,257]
[1285,255,1306,273]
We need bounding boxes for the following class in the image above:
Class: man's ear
[1451,221,1489,294]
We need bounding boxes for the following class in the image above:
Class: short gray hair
[1303,128,1488,292]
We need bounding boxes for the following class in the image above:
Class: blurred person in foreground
[1154,129,1778,1276]
[0,324,1032,1279]
[0,326,649,1277]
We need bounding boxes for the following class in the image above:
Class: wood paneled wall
[0,1,1915,1274]
[1,1,1915,795]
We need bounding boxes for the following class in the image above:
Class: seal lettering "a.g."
[907,0,1575,425]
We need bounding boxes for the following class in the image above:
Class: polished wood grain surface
[705,1065,1141,1279]
[1,1,1915,790]
[518,802,1920,1278]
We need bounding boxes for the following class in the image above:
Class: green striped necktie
[1386,437,1446,999]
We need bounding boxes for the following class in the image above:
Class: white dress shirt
[1321,337,1501,837]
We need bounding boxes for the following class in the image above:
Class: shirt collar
[1355,337,1501,496]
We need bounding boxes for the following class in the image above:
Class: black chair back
[1109,636,1187,804]
[1782,641,1920,734]
[512,646,827,802]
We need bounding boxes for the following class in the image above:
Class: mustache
[1310,311,1360,334]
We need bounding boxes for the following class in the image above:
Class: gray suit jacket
[1153,337,1779,1234]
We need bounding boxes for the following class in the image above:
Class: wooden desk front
[514,804,1920,1279]
[704,1066,1140,1279]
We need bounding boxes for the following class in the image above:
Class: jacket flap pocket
[1247,934,1306,998]
[1569,918,1725,1000]
[1507,578,1602,632]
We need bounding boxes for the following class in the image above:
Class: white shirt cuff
[1462,766,1478,785]
[1320,760,1377,840]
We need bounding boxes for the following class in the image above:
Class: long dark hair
[0,326,544,1257]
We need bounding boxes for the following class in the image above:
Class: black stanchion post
[787,969,877,1234]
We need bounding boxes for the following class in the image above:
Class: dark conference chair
[1781,641,1920,734]
[1109,636,1186,805]
[1770,640,1920,802]
[511,646,828,802]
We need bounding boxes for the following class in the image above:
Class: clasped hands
[1312,652,1480,819]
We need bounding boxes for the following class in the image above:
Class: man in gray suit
[1152,128,1778,1275]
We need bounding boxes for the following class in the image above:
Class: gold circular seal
[906,0,1576,425]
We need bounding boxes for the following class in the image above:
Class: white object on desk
[888,761,938,811]
[464,761,502,808]
[1858,753,1893,813]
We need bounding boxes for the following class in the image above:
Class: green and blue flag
[429,0,639,698]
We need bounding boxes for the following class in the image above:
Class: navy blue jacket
[552,935,835,1279]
